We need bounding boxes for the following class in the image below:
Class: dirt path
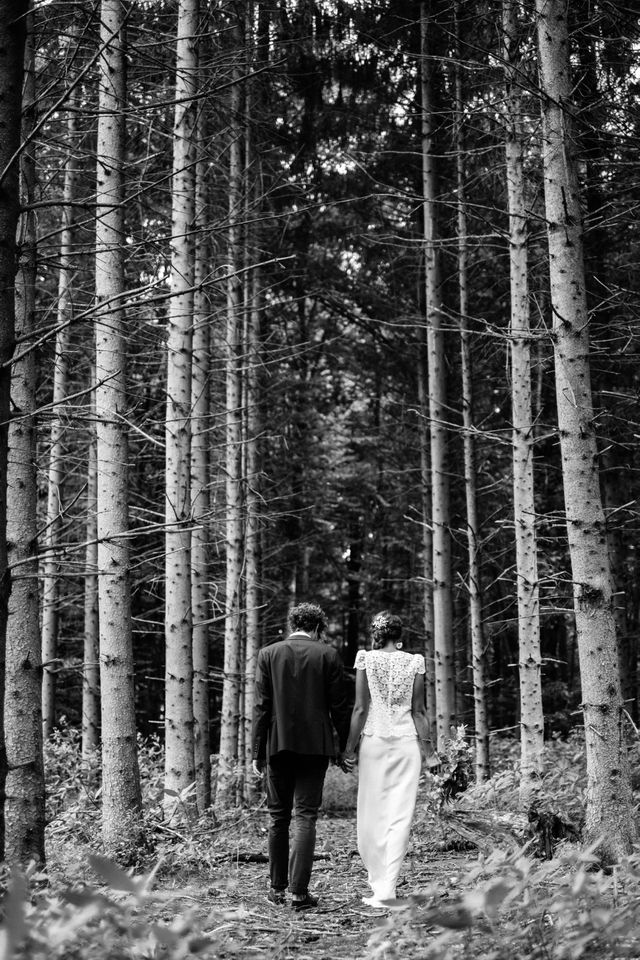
[149,813,471,960]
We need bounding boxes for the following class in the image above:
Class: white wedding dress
[354,649,425,907]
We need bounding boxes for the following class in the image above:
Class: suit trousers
[265,751,329,894]
[357,735,421,902]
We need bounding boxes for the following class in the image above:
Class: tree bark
[417,353,436,745]
[82,388,100,759]
[164,0,199,816]
[243,262,263,802]
[536,0,635,861]
[503,0,544,808]
[242,6,265,801]
[94,0,141,856]
[5,4,45,865]
[191,101,211,816]
[420,1,455,750]
[0,0,29,858]
[455,2,489,781]
[41,26,81,739]
[217,19,245,807]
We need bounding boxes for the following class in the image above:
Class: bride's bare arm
[341,669,371,766]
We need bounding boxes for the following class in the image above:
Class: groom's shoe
[267,888,286,905]
[291,893,318,911]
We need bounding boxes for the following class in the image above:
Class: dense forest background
[38,0,638,728]
[1,0,640,867]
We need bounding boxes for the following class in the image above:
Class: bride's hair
[370,610,403,649]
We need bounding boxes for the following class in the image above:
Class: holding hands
[338,751,357,773]
[252,759,264,779]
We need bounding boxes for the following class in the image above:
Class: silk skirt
[357,735,421,903]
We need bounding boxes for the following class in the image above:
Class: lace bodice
[355,649,425,739]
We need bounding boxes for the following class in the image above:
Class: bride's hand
[339,751,356,773]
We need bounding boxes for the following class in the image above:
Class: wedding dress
[354,649,425,906]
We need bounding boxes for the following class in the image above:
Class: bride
[340,611,437,907]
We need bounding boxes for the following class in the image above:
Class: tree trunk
[242,7,265,800]
[82,390,100,759]
[345,528,362,668]
[573,23,636,722]
[95,0,141,857]
[417,353,436,745]
[601,456,635,718]
[191,105,211,816]
[41,32,81,739]
[536,0,635,861]
[420,1,455,750]
[243,263,263,802]
[503,0,543,808]
[164,0,199,816]
[5,5,45,865]
[217,21,244,808]
[455,3,489,781]
[0,0,29,858]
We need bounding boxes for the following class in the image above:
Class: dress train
[357,734,421,903]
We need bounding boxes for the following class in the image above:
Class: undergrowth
[369,845,640,960]
[0,726,638,959]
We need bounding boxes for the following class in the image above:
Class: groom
[252,602,351,910]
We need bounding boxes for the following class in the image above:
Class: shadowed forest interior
[1,0,640,893]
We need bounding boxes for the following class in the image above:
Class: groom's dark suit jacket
[252,632,351,763]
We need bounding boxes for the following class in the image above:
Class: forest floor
[137,810,471,960]
[23,738,640,959]
[39,767,482,960]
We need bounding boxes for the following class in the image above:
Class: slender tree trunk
[573,27,636,721]
[243,264,263,802]
[217,23,244,807]
[602,457,635,717]
[5,5,45,865]
[454,4,489,780]
[0,0,29,858]
[504,0,544,808]
[417,354,436,745]
[164,0,199,816]
[95,0,141,856]
[420,2,455,749]
[41,45,81,739]
[191,108,211,815]
[82,392,100,759]
[536,0,635,861]
[243,0,271,802]
[242,9,264,801]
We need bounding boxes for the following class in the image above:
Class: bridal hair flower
[372,611,394,633]
[371,610,403,647]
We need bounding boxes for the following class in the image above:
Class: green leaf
[62,888,114,909]
[88,853,141,895]
[483,880,514,914]
[1,871,28,960]
[149,924,179,948]
[425,905,474,929]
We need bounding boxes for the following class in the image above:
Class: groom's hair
[288,602,328,636]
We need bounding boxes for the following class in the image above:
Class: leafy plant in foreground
[0,855,228,960]
[368,844,640,960]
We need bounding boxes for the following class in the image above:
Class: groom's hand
[252,759,265,779]
[339,751,356,773]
